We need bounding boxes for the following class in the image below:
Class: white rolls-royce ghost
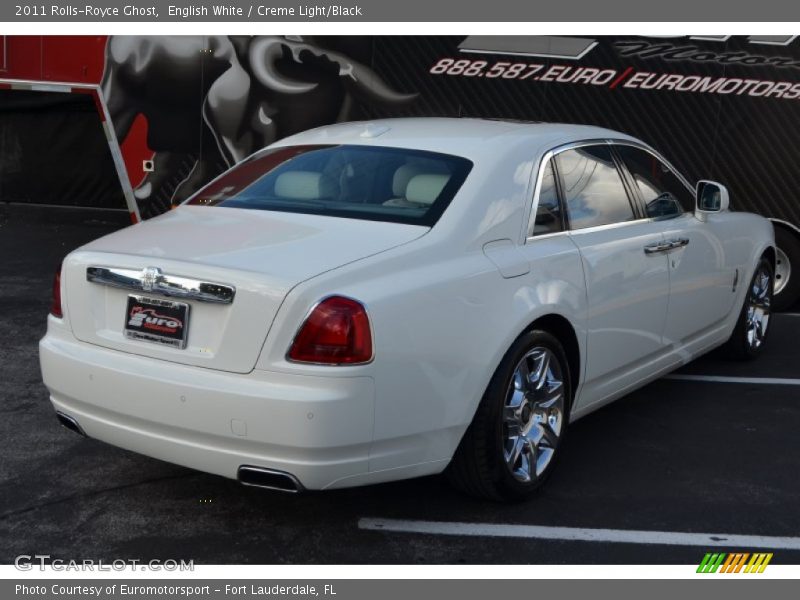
[40,118,775,500]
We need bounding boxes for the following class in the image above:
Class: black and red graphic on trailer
[1,35,800,307]
[100,36,416,213]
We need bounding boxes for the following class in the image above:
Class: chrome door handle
[644,238,690,255]
[644,242,672,254]
[668,237,690,249]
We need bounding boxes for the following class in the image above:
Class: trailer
[1,35,799,308]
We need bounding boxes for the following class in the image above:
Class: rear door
[613,143,736,345]
[554,144,671,403]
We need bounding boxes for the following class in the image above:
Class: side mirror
[696,180,730,220]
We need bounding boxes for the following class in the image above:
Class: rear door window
[555,145,636,230]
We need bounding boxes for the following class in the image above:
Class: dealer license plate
[124,295,190,349]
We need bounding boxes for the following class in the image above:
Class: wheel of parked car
[725,256,774,360]
[773,227,800,312]
[447,329,572,501]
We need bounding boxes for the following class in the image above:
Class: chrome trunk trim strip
[86,266,235,304]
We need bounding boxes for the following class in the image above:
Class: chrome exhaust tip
[237,465,304,493]
[56,411,87,437]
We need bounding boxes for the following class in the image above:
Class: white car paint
[40,118,775,491]
[62,209,427,373]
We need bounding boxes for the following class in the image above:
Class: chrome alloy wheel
[502,347,565,483]
[774,246,791,296]
[746,265,772,351]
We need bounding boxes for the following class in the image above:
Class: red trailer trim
[0,78,140,224]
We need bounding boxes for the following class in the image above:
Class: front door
[613,143,735,345]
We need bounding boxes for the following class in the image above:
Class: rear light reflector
[50,263,63,318]
[288,296,373,365]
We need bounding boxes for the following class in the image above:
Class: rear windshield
[186,145,473,226]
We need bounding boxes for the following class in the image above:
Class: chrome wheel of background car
[746,265,772,350]
[774,246,791,296]
[503,347,564,483]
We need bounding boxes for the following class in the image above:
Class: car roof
[270,117,641,161]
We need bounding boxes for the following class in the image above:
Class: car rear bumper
[39,323,382,490]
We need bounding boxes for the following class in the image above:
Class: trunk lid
[64,206,426,373]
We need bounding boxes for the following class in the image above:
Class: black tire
[446,329,572,501]
[724,256,774,361]
[773,227,800,312]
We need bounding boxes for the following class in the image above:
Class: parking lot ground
[1,204,798,565]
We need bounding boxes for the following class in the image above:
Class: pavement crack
[0,472,196,521]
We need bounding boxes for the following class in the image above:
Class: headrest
[392,164,423,196]
[405,174,450,206]
[274,171,334,200]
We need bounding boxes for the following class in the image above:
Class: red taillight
[288,296,373,365]
[50,264,63,318]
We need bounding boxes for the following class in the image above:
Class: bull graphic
[102,36,416,217]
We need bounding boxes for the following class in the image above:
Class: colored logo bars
[697,552,773,573]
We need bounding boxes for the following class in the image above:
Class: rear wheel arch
[481,312,582,413]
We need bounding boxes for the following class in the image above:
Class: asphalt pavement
[1,203,798,565]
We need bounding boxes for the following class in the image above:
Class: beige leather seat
[383,165,424,207]
[383,165,450,208]
[274,171,336,200]
[405,174,450,206]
